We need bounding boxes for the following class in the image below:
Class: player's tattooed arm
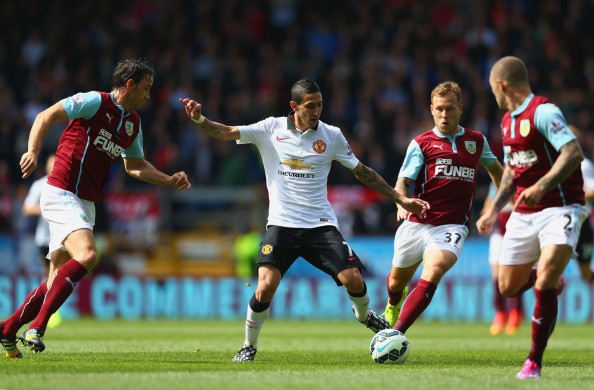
[179,97,240,141]
[535,139,583,192]
[395,177,413,198]
[352,164,429,217]
[394,177,421,219]
[352,162,397,200]
[197,120,222,137]
[197,119,241,141]
[491,165,516,213]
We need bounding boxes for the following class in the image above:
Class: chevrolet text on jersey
[237,115,360,228]
[277,170,315,178]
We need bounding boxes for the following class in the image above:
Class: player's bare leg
[395,250,456,333]
[20,230,95,353]
[384,265,417,327]
[341,268,390,333]
[233,264,280,362]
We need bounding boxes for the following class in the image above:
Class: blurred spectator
[233,223,262,279]
[0,160,14,232]
[1,0,593,236]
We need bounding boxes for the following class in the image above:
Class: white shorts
[41,183,95,258]
[488,232,503,266]
[392,221,469,268]
[499,204,588,266]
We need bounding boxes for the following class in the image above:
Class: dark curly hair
[111,58,156,90]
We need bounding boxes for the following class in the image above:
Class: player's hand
[513,184,543,209]
[179,98,203,123]
[399,197,430,219]
[396,204,408,221]
[476,209,497,235]
[170,171,191,190]
[20,151,38,179]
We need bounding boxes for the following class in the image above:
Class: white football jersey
[238,115,359,228]
[581,158,594,213]
[23,175,51,247]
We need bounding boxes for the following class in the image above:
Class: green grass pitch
[1,319,592,389]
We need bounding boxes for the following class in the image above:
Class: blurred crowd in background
[1,0,594,238]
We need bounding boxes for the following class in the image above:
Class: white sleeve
[23,178,45,207]
[332,131,359,169]
[236,117,276,146]
[582,159,594,191]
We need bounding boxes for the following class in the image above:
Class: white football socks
[348,291,370,322]
[244,305,270,349]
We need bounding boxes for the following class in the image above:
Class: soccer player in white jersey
[180,79,429,362]
[477,56,586,379]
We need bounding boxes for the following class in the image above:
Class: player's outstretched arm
[476,165,515,234]
[485,159,504,188]
[515,139,583,209]
[394,177,416,221]
[350,162,429,218]
[123,157,191,190]
[179,98,241,141]
[476,208,497,236]
[20,102,69,179]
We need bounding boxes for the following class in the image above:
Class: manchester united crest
[261,244,273,255]
[312,139,327,154]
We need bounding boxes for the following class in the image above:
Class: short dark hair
[291,79,321,103]
[111,58,156,90]
[491,56,529,87]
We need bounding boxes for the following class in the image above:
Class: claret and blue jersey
[501,94,584,213]
[47,91,144,202]
[399,127,498,227]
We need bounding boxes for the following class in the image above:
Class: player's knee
[340,268,364,291]
[499,287,515,297]
[254,285,275,303]
[387,277,404,293]
[498,280,517,297]
[76,248,99,270]
[535,269,563,290]
[420,265,448,285]
[255,277,279,302]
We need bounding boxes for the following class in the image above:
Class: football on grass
[369,329,410,364]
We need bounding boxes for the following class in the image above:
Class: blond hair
[431,81,462,104]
